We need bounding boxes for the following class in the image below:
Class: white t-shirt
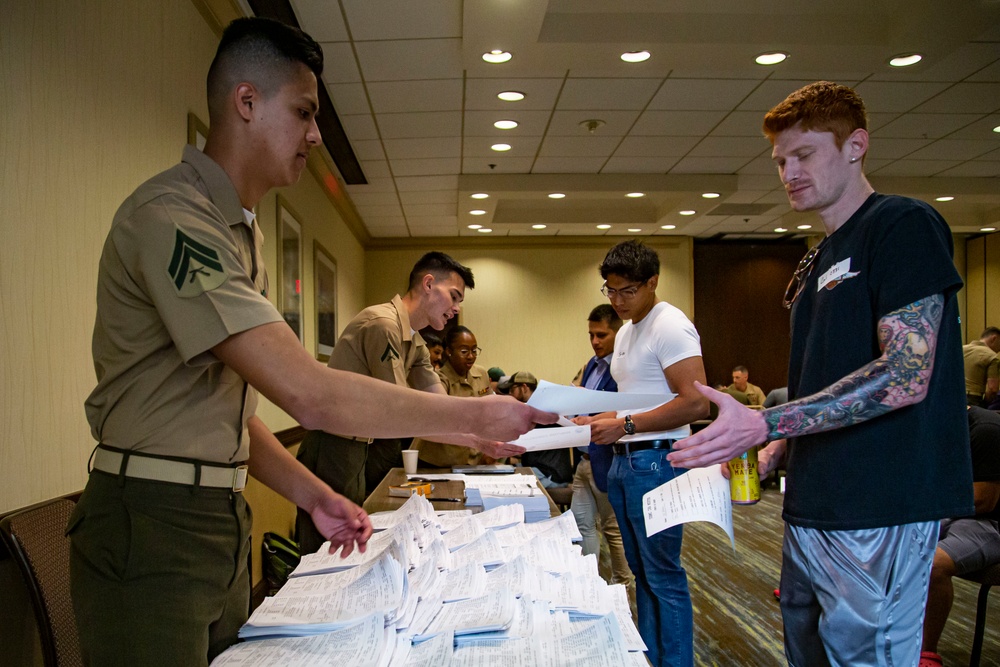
[611,301,703,442]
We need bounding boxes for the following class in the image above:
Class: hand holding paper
[642,466,735,550]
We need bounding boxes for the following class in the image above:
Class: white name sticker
[817,258,852,291]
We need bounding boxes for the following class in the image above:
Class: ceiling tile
[464,78,565,111]
[320,43,361,84]
[375,111,462,139]
[532,157,608,173]
[291,0,348,41]
[935,161,1000,177]
[403,203,456,217]
[538,136,620,158]
[852,81,953,113]
[867,112,902,132]
[738,156,777,175]
[866,137,934,160]
[463,157,536,173]
[631,110,728,136]
[389,157,461,176]
[341,0,461,41]
[340,114,379,142]
[463,137,542,158]
[348,191,399,207]
[613,136,701,157]
[669,156,752,174]
[399,190,457,205]
[547,110,638,137]
[905,139,997,161]
[328,82,370,115]
[351,139,386,161]
[556,78,663,111]
[688,137,770,158]
[354,39,462,81]
[870,43,1000,83]
[463,109,553,137]
[869,160,962,177]
[914,83,1000,114]
[650,79,761,111]
[384,137,461,160]
[366,80,463,113]
[410,227,458,237]
[345,177,395,193]
[358,160,391,179]
[355,203,403,217]
[395,175,459,191]
[968,59,1000,82]
[709,111,767,137]
[872,114,985,139]
[946,115,1000,140]
[735,80,819,112]
[602,156,679,173]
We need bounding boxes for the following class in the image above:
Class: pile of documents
[211,493,647,666]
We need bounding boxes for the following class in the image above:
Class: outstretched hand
[307,490,373,557]
[474,395,558,442]
[668,382,768,468]
[475,437,527,459]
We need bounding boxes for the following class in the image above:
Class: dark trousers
[68,471,251,666]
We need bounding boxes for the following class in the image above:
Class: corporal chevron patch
[167,228,227,297]
[381,342,400,363]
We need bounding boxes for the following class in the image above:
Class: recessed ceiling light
[548,193,566,199]
[482,50,512,64]
[935,196,954,202]
[679,210,696,216]
[994,125,1000,133]
[755,51,788,66]
[661,224,676,230]
[628,228,642,232]
[774,227,788,233]
[470,193,489,200]
[491,143,511,152]
[621,50,650,63]
[889,53,922,67]
[702,192,720,199]
[470,209,486,215]
[532,224,547,230]
[477,228,493,233]
[467,224,482,229]
[981,227,997,232]
[494,120,518,130]
[626,192,645,198]
[497,91,525,102]
[797,224,812,230]
[597,224,612,230]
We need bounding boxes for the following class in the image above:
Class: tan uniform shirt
[963,340,1000,397]
[727,382,766,406]
[85,145,282,463]
[414,363,492,467]
[327,294,439,392]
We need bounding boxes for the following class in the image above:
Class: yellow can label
[728,447,760,505]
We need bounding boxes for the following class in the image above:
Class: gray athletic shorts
[937,517,1000,575]
[780,520,937,667]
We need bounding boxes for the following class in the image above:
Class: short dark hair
[207,17,323,122]
[422,332,443,348]
[982,327,1000,339]
[733,365,748,374]
[600,240,660,283]
[444,325,473,350]
[762,81,867,150]
[588,304,623,331]
[408,251,475,291]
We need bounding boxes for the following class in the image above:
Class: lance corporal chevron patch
[167,227,228,297]
[381,342,400,363]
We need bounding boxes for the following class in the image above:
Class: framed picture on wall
[186,112,208,150]
[314,242,338,361]
[276,197,304,343]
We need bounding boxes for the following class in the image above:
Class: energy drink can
[728,446,760,505]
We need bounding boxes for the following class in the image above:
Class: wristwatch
[623,415,636,436]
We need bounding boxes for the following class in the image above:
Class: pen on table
[426,497,464,503]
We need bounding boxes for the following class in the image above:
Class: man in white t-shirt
[574,240,708,667]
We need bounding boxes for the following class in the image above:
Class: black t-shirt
[968,407,1000,521]
[784,193,974,530]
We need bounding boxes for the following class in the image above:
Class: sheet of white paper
[511,425,591,450]
[526,380,667,416]
[641,466,734,550]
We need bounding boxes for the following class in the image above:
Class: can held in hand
[728,446,760,505]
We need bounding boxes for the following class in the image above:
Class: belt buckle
[232,465,249,492]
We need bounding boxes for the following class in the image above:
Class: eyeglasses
[601,280,646,300]
[783,244,822,309]
[456,346,482,356]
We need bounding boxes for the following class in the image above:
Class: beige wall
[0,0,365,513]
[965,232,1000,340]
[365,239,694,384]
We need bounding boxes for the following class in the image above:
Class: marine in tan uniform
[728,365,766,406]
[68,18,553,666]
[414,326,496,467]
[296,253,524,553]
[963,327,1000,406]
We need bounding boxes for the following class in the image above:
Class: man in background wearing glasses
[574,239,709,667]
[669,81,972,667]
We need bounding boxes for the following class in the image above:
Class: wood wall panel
[966,236,986,339]
[987,232,1000,330]
[693,242,807,396]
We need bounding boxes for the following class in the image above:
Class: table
[363,467,560,517]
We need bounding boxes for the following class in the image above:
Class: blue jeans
[608,449,693,667]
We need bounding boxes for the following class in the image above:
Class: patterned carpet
[680,485,1000,666]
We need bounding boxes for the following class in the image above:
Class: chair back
[958,561,1000,667]
[0,499,82,667]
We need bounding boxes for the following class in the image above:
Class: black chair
[958,562,1000,667]
[0,498,82,667]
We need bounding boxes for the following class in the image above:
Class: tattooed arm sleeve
[764,294,944,441]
